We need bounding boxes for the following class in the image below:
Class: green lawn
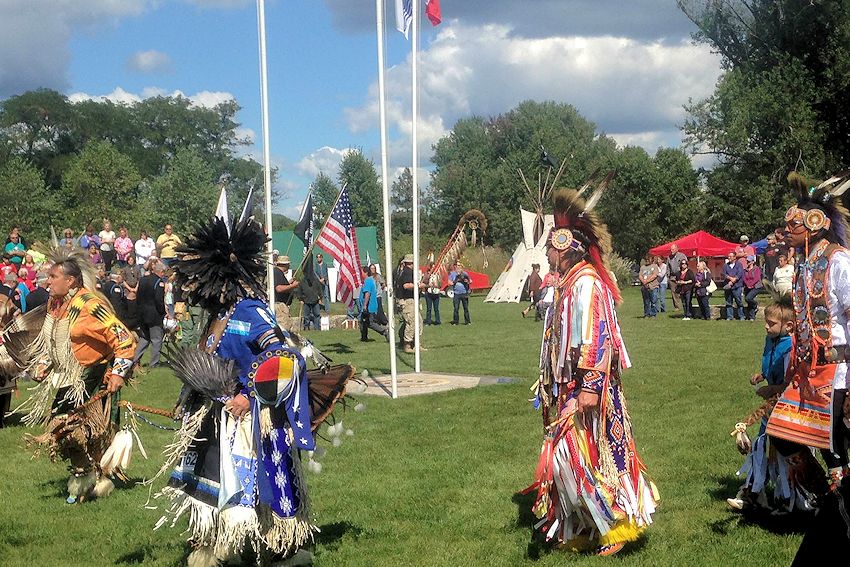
[0,288,804,566]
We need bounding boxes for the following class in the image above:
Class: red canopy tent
[649,230,737,258]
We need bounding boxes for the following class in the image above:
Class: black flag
[294,192,313,245]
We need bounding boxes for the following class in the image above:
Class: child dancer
[728,302,814,513]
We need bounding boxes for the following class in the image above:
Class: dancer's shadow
[38,475,144,500]
[322,342,354,355]
[115,542,185,566]
[316,521,363,551]
[707,473,810,535]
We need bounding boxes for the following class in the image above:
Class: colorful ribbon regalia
[524,182,657,553]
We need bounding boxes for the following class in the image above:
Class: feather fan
[164,345,239,401]
[308,364,357,431]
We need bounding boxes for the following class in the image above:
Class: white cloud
[295,146,353,178]
[126,50,173,74]
[68,87,235,109]
[344,23,722,161]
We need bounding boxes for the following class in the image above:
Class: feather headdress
[787,171,850,247]
[174,216,269,311]
[551,172,621,302]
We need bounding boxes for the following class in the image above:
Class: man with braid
[765,172,850,561]
[524,182,657,556]
[15,249,135,503]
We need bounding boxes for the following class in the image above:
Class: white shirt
[826,250,850,389]
[772,264,793,296]
[99,230,115,252]
[135,237,156,264]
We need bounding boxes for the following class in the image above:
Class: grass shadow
[708,474,743,501]
[38,474,145,499]
[323,342,354,355]
[708,475,811,536]
[115,542,185,566]
[316,521,364,551]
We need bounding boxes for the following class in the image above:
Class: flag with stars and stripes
[315,186,362,308]
[395,0,413,39]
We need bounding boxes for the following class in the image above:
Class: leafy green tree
[0,157,56,239]
[678,0,850,238]
[337,149,382,230]
[391,167,413,238]
[59,141,142,230]
[144,148,217,234]
[310,171,339,221]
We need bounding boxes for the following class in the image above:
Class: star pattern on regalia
[275,470,288,489]
[271,449,282,466]
[269,429,279,442]
[295,420,303,429]
[299,437,308,446]
[279,495,293,515]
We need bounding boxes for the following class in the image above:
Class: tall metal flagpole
[411,0,422,373]
[257,0,275,311]
[376,0,399,398]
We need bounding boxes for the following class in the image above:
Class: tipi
[485,148,564,303]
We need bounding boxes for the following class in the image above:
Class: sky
[0,0,723,219]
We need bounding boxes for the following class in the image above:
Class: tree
[678,0,850,238]
[0,157,56,239]
[143,148,217,234]
[391,167,413,238]
[310,171,339,222]
[337,149,382,230]
[59,141,142,231]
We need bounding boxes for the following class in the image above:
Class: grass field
[0,288,806,566]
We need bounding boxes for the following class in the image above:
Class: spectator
[122,255,141,330]
[370,263,388,325]
[314,253,330,312]
[735,235,756,268]
[674,258,695,320]
[449,261,471,325]
[26,271,49,310]
[0,255,13,280]
[665,245,687,311]
[23,253,37,275]
[78,225,101,251]
[639,254,660,318]
[156,224,182,267]
[537,265,558,320]
[99,220,117,271]
[521,263,542,320]
[133,260,167,368]
[3,272,28,313]
[762,233,785,281]
[273,256,299,331]
[359,265,389,342]
[135,229,156,265]
[722,251,745,320]
[425,263,443,325]
[60,228,77,249]
[4,225,27,249]
[4,227,27,267]
[114,226,134,268]
[87,243,102,265]
[297,270,323,331]
[772,253,794,298]
[396,254,423,352]
[694,260,713,320]
[104,268,128,324]
[18,267,35,291]
[743,256,764,320]
[655,255,668,313]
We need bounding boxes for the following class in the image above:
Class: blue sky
[0,1,722,219]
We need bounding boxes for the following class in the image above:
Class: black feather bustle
[164,344,240,400]
[174,216,269,311]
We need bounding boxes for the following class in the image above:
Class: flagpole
[256,0,275,312]
[411,0,422,373]
[376,0,399,398]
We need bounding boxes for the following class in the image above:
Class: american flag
[395,0,413,39]
[315,187,363,307]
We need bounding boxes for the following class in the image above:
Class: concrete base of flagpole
[361,372,514,398]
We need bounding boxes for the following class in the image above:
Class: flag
[425,0,441,26]
[215,186,230,234]
[315,187,362,308]
[294,192,314,245]
[239,183,255,223]
[395,0,412,39]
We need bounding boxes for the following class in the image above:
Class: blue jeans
[322,284,331,311]
[680,290,693,318]
[452,295,470,324]
[696,294,711,319]
[302,302,321,330]
[658,281,667,312]
[425,293,441,324]
[641,287,658,317]
[724,287,744,320]
[745,288,761,319]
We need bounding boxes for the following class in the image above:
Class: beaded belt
[818,344,850,364]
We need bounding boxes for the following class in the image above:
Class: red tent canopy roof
[648,230,738,258]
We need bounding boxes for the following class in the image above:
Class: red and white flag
[315,186,363,308]
[425,0,441,26]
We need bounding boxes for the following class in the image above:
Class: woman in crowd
[675,259,695,320]
[86,243,102,266]
[639,254,660,318]
[134,230,156,265]
[693,260,714,320]
[98,220,116,271]
[655,254,668,313]
[772,252,793,298]
[114,226,134,268]
[121,254,141,330]
[742,255,764,320]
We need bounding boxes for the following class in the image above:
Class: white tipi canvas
[485,209,554,303]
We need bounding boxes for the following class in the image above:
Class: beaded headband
[785,205,831,232]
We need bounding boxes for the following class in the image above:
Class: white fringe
[187,546,222,567]
[92,476,115,499]
[144,404,209,487]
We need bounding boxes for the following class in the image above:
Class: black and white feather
[164,345,240,401]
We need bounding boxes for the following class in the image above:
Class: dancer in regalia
[152,216,336,567]
[764,172,850,561]
[9,247,136,503]
[525,180,658,556]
